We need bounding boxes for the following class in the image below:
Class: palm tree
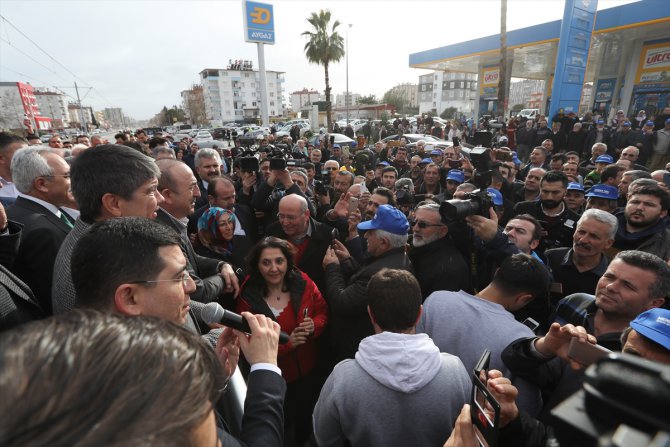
[302,10,345,131]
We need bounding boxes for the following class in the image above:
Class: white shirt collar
[18,193,61,216]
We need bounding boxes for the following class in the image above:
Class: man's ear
[101,193,123,217]
[413,305,423,327]
[367,305,376,326]
[530,239,540,251]
[511,293,534,311]
[114,284,142,316]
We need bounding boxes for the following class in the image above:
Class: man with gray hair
[7,147,74,314]
[194,148,223,209]
[545,208,617,297]
[322,204,413,361]
[408,202,470,299]
[618,169,652,207]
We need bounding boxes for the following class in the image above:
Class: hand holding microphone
[202,302,290,344]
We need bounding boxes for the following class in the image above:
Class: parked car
[275,122,311,138]
[381,134,448,144]
[194,131,213,142]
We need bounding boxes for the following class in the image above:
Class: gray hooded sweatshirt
[313,331,471,447]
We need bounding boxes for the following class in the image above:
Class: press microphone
[201,302,289,344]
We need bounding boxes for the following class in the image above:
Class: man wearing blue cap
[565,182,586,213]
[584,184,619,214]
[322,204,413,361]
[625,308,670,364]
[583,154,614,189]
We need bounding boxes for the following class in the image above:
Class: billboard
[480,65,499,100]
[243,1,275,45]
[635,40,670,85]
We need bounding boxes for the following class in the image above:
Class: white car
[194,131,213,142]
[275,122,311,138]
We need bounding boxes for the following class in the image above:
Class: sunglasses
[410,220,444,229]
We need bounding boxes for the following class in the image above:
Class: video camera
[440,147,494,221]
[551,353,670,447]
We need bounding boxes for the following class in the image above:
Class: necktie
[58,209,74,228]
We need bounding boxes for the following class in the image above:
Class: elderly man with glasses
[407,202,470,299]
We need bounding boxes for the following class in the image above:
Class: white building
[34,89,70,129]
[335,92,360,109]
[290,88,320,113]
[508,79,545,109]
[68,104,94,129]
[418,71,478,116]
[200,63,284,124]
[103,107,125,128]
[385,83,419,108]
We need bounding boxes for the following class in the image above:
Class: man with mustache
[512,171,579,255]
[611,182,670,261]
[545,209,617,298]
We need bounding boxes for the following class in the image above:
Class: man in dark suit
[194,148,223,210]
[265,194,332,292]
[0,214,45,331]
[155,159,239,306]
[7,148,74,315]
[188,176,259,242]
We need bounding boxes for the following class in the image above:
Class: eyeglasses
[44,174,71,179]
[277,213,300,222]
[410,220,444,229]
[130,270,191,287]
[326,167,339,171]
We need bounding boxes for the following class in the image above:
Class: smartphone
[522,317,540,333]
[269,158,286,171]
[239,156,259,173]
[331,228,339,248]
[663,172,670,187]
[349,197,359,214]
[471,349,500,447]
[448,159,463,169]
[303,308,309,319]
[567,338,611,366]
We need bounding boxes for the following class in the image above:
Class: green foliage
[358,95,378,105]
[511,103,524,112]
[156,106,186,126]
[302,10,345,130]
[440,107,458,120]
[382,91,406,112]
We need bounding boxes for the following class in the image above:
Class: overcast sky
[0,0,637,120]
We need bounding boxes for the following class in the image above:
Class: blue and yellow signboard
[243,1,275,45]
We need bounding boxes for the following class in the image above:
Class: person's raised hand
[331,239,351,261]
[289,326,308,347]
[333,191,350,219]
[486,370,519,428]
[235,312,279,365]
[215,326,240,380]
[535,322,595,369]
[322,247,339,268]
[219,263,240,298]
[443,404,478,447]
[465,206,499,243]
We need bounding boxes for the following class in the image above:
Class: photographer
[251,160,312,227]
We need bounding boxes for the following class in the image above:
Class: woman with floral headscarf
[194,207,252,270]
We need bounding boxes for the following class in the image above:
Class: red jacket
[237,269,328,383]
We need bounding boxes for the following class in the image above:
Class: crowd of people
[0,103,669,447]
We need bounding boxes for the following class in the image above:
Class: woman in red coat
[238,236,328,445]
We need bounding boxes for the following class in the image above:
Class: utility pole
[74,82,87,134]
[497,0,509,120]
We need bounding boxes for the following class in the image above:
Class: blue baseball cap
[595,155,614,164]
[567,182,585,193]
[430,149,443,156]
[446,169,464,183]
[666,117,670,124]
[585,184,618,200]
[419,158,432,165]
[486,188,503,206]
[644,120,655,127]
[622,121,631,127]
[596,120,605,125]
[357,204,409,235]
[630,308,670,351]
[332,144,341,149]
[512,151,521,166]
[376,161,390,167]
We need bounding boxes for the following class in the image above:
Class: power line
[0,65,76,100]
[0,14,92,88]
[0,37,71,84]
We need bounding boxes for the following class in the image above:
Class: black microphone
[201,302,289,344]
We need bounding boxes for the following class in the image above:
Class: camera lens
[440,199,482,221]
